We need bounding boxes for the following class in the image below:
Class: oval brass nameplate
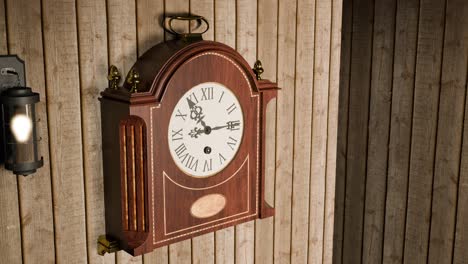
[190,194,226,219]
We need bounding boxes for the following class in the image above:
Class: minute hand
[211,121,241,131]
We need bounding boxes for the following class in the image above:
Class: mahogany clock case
[100,39,278,256]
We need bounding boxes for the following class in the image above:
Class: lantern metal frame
[0,55,43,176]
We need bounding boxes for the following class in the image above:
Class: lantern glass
[3,104,37,164]
[1,87,43,176]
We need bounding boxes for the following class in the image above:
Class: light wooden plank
[361,0,396,263]
[428,0,468,262]
[163,1,192,263]
[0,0,5,52]
[107,0,138,75]
[274,0,297,262]
[190,0,214,41]
[308,0,331,263]
[290,0,314,263]
[192,233,214,264]
[215,228,235,264]
[144,247,168,264]
[0,1,22,262]
[136,0,164,56]
[332,0,352,262]
[169,239,191,264]
[214,0,235,48]
[76,0,115,263]
[135,1,168,263]
[382,1,419,263]
[7,0,56,262]
[165,0,189,41]
[213,1,236,263]
[189,2,215,262]
[235,0,257,263]
[42,0,87,262]
[403,0,446,262]
[323,0,342,262]
[342,0,374,262]
[106,0,139,262]
[254,0,277,262]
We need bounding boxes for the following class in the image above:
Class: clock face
[168,82,244,178]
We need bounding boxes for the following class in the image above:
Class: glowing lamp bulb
[10,114,33,143]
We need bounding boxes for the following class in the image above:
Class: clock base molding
[99,38,278,256]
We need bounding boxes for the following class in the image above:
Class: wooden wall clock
[98,15,278,256]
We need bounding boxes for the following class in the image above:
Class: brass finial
[108,65,121,90]
[253,60,264,80]
[97,235,119,256]
[126,68,141,93]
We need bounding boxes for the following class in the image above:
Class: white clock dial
[168,82,244,178]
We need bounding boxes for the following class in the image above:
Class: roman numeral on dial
[227,136,238,150]
[175,109,187,121]
[226,103,237,115]
[219,153,226,164]
[180,153,198,171]
[203,159,213,172]
[186,92,199,104]
[201,87,214,101]
[171,128,183,141]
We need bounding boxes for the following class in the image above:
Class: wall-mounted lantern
[0,56,43,176]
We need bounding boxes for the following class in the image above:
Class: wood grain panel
[235,0,257,263]
[403,0,446,262]
[382,1,419,263]
[274,0,297,262]
[7,0,56,262]
[323,0,342,262]
[361,0,396,263]
[0,0,22,262]
[428,0,468,262]
[290,0,314,263]
[255,0,278,262]
[42,0,87,262]
[342,0,374,262]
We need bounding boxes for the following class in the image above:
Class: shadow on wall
[333,0,468,263]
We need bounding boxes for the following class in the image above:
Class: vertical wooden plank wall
[0,0,341,263]
[335,0,468,263]
[7,0,56,262]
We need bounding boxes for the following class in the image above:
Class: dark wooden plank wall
[334,0,468,263]
[0,0,342,263]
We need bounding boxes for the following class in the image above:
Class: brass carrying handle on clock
[163,15,209,42]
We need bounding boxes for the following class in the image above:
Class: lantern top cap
[0,87,40,105]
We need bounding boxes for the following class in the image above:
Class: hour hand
[187,98,205,124]
[189,127,204,138]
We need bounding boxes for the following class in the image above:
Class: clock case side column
[258,80,279,218]
[100,97,130,250]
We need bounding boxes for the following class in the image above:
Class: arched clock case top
[100,37,278,256]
